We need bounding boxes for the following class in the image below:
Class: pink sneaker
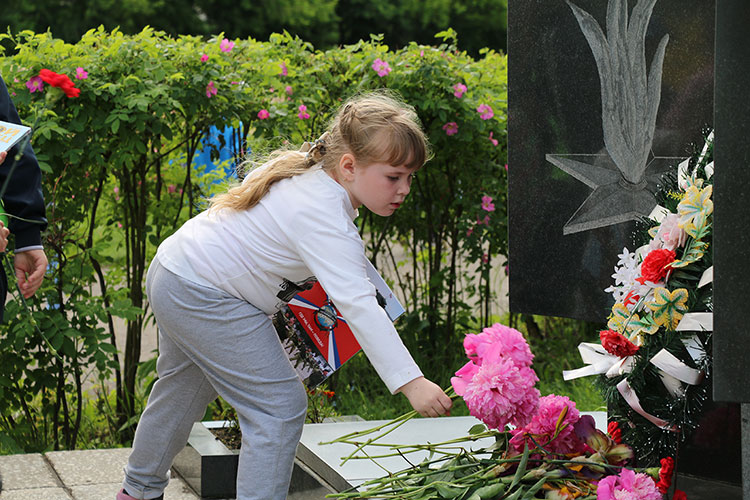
[116,489,163,500]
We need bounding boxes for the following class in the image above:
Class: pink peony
[75,67,88,80]
[257,109,270,120]
[280,62,288,76]
[463,323,534,368]
[453,357,539,430]
[453,82,467,98]
[285,85,293,95]
[200,53,209,62]
[488,131,498,146]
[298,104,310,120]
[596,468,662,500]
[510,395,587,455]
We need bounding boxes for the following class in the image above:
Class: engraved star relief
[553,0,678,235]
[546,153,683,234]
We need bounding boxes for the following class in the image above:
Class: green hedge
[0,26,507,450]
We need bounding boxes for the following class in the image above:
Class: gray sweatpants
[122,258,308,500]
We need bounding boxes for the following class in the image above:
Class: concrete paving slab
[70,476,200,500]
[0,488,72,499]
[0,453,60,490]
[46,448,132,487]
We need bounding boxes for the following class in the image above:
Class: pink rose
[477,104,494,120]
[442,122,458,136]
[650,213,688,251]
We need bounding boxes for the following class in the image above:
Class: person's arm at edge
[0,76,49,298]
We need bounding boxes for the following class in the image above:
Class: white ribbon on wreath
[565,264,712,425]
[566,133,714,429]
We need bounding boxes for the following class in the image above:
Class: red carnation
[640,248,676,283]
[607,420,623,444]
[656,456,676,493]
[673,490,687,500]
[599,329,639,357]
[39,69,80,98]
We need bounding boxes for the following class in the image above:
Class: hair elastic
[300,132,330,165]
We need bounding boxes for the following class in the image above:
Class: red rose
[599,329,639,357]
[39,69,80,98]
[657,456,676,493]
[673,490,687,500]
[641,248,676,283]
[607,420,622,444]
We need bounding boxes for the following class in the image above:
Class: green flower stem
[321,409,417,445]
[335,411,417,465]
[325,388,460,466]
[336,431,499,460]
[2,253,63,362]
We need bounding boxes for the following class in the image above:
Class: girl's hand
[0,150,7,165]
[0,221,8,253]
[397,376,453,418]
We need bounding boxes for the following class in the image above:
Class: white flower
[604,247,657,312]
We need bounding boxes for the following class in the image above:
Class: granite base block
[676,473,742,500]
[173,422,238,499]
[173,421,340,500]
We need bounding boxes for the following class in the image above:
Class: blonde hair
[210,91,431,212]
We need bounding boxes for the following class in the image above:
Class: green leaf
[510,444,529,490]
[521,476,547,499]
[474,482,506,499]
[435,483,465,498]
[100,343,118,354]
[468,424,487,435]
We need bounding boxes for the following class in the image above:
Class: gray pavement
[0,448,199,500]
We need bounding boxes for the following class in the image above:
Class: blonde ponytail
[209,151,310,212]
[210,90,430,213]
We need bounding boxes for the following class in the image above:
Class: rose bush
[0,26,507,450]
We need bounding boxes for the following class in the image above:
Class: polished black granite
[507,0,742,495]
[507,0,714,322]
[713,0,750,405]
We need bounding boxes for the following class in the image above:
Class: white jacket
[156,166,422,393]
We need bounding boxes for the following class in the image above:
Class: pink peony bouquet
[451,323,540,429]
[510,394,588,455]
[328,322,653,500]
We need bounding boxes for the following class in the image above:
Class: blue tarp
[193,124,246,177]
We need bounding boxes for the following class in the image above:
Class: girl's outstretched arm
[396,377,453,418]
